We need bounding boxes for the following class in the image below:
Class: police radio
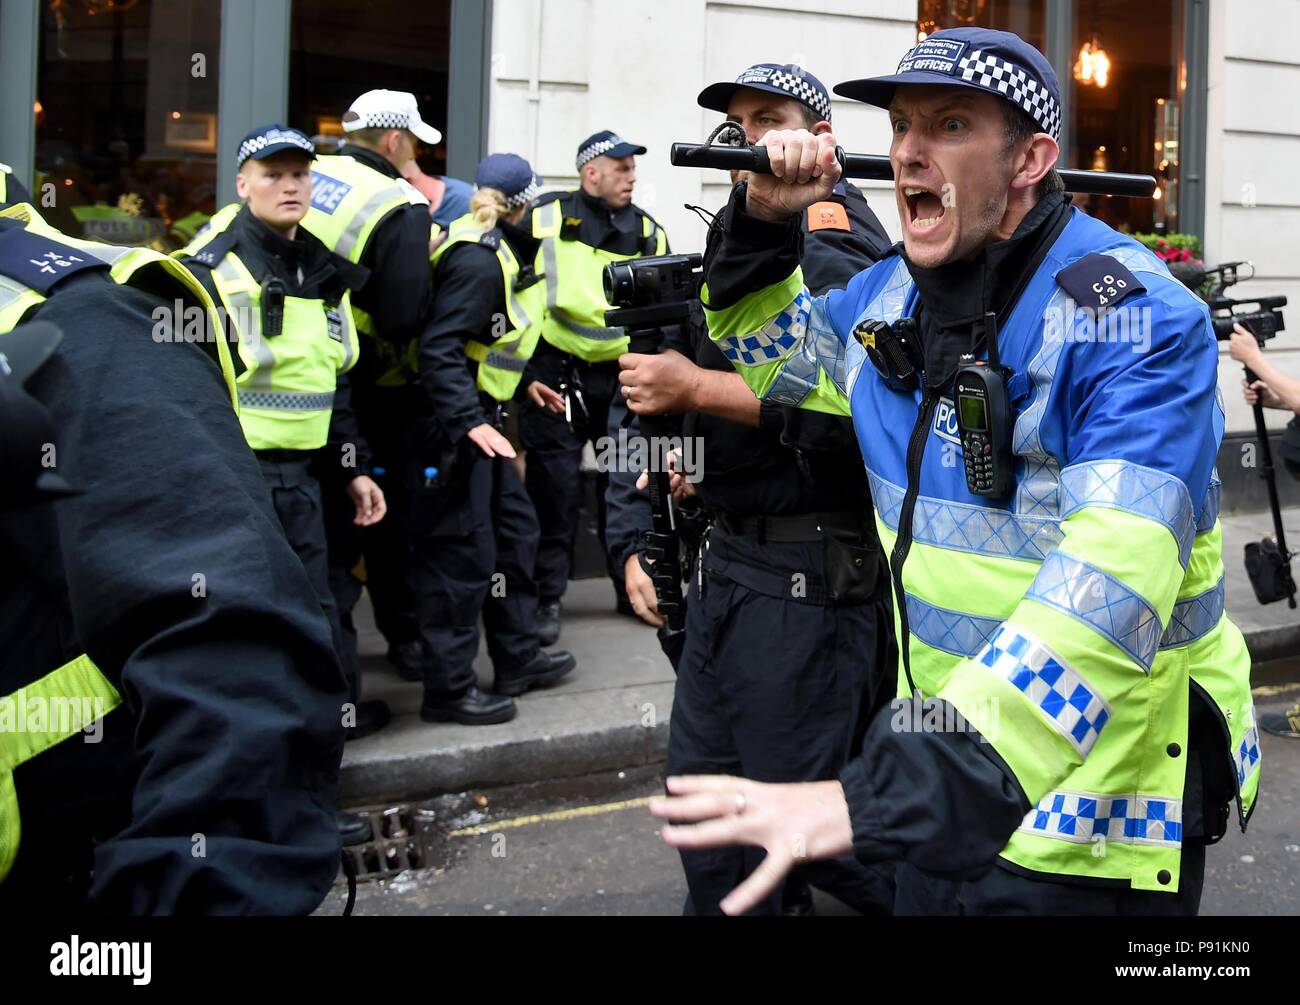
[261,277,286,339]
[954,313,1015,500]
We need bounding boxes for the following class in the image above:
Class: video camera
[1200,261,1288,343]
[603,253,702,330]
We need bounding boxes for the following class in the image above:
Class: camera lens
[604,262,636,307]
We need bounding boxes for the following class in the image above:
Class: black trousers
[666,527,896,916]
[893,841,1207,916]
[518,343,621,602]
[259,458,349,689]
[405,445,542,700]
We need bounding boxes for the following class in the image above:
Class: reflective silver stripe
[1019,790,1183,846]
[334,303,357,372]
[237,390,334,411]
[214,256,274,390]
[541,234,560,312]
[553,308,624,341]
[0,275,30,314]
[1059,460,1195,568]
[335,186,402,261]
[1159,575,1225,650]
[1026,551,1161,672]
[906,594,1001,658]
[484,351,527,374]
[1196,472,1222,534]
[870,470,1063,562]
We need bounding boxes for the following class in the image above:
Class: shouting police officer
[652,27,1257,917]
[523,131,669,644]
[607,64,896,916]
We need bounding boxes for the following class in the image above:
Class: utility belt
[703,507,882,606]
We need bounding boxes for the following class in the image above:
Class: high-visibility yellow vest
[0,202,235,883]
[302,154,429,388]
[179,204,360,451]
[430,213,546,402]
[531,194,668,363]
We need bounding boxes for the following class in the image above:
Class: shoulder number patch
[1056,253,1146,312]
[807,201,850,233]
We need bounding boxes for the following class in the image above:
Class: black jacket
[603,182,892,567]
[0,252,346,914]
[421,220,542,443]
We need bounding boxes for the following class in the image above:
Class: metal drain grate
[343,806,440,881]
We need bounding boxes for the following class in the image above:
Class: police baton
[669,143,1158,198]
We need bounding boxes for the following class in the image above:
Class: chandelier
[1073,0,1112,88]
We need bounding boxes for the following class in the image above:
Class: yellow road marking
[447,795,653,837]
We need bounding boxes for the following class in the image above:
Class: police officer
[607,65,896,916]
[0,201,346,913]
[415,154,578,723]
[179,125,389,777]
[303,90,442,694]
[652,28,1256,917]
[522,131,669,644]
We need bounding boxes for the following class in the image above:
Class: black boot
[344,699,392,742]
[494,650,576,697]
[337,812,372,847]
[537,598,561,647]
[421,685,516,725]
[386,639,428,682]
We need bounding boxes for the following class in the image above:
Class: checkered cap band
[956,48,1061,141]
[504,180,540,210]
[765,69,832,123]
[575,139,618,171]
[345,110,411,133]
[237,128,314,165]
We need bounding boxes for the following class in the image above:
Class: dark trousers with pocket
[406,444,542,700]
[666,526,896,916]
[518,343,621,602]
[259,456,351,701]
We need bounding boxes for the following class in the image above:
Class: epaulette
[0,227,108,294]
[1056,252,1147,313]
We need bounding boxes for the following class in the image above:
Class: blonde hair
[471,186,511,229]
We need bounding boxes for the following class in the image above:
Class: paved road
[319,687,1300,917]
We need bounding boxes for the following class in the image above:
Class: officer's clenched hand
[745,129,842,223]
[650,775,854,916]
[618,349,699,414]
[624,553,665,627]
[527,380,566,413]
[347,474,388,527]
[467,422,517,459]
[636,449,696,503]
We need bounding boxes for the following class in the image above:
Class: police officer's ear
[1010,132,1059,195]
[234,162,253,201]
[809,119,834,137]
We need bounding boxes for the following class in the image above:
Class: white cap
[341,89,443,145]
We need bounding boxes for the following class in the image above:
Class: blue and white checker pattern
[765,294,850,407]
[1060,460,1196,568]
[767,69,832,122]
[956,49,1062,141]
[1020,790,1183,846]
[1026,552,1162,673]
[719,290,810,368]
[976,625,1111,758]
[236,128,315,166]
[1236,707,1261,788]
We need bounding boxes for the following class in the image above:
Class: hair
[345,127,400,151]
[1001,103,1064,199]
[471,186,511,229]
[798,104,823,130]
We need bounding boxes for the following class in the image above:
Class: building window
[1067,0,1184,234]
[289,0,453,179]
[35,0,221,249]
[913,0,1189,235]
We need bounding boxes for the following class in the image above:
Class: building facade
[0,0,1296,446]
